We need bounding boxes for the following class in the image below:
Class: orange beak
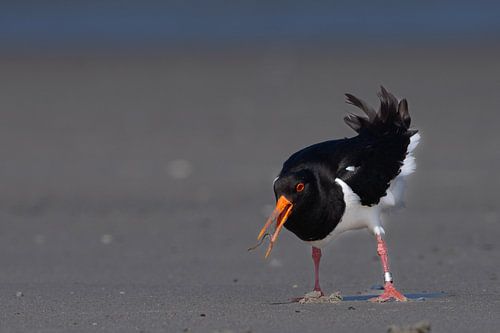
[257,195,293,258]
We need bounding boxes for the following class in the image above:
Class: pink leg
[312,247,323,295]
[291,247,324,302]
[369,235,407,302]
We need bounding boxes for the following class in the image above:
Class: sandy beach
[0,45,499,332]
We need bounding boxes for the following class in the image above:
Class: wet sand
[0,46,499,332]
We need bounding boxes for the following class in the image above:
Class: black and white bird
[257,87,420,302]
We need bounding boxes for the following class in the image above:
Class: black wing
[338,87,417,206]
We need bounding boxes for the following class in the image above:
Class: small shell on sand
[298,291,343,304]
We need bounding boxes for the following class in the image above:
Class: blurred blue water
[1,1,499,52]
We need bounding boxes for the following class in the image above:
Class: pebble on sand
[100,234,113,245]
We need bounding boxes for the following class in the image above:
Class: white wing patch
[381,132,421,208]
[346,166,356,171]
[400,133,420,176]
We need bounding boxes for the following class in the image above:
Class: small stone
[119,291,125,295]
[348,306,356,310]
[200,313,206,317]
[100,234,113,245]
[92,323,97,326]
[15,291,23,297]
[292,284,298,289]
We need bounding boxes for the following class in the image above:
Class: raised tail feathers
[344,86,418,138]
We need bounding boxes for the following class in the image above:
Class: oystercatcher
[257,87,420,302]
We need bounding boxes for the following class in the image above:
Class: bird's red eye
[296,183,305,192]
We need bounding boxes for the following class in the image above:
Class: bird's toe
[369,283,408,303]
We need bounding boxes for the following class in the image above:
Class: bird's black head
[273,169,317,217]
[257,164,345,258]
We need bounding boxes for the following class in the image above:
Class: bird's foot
[369,282,408,303]
[293,290,343,304]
